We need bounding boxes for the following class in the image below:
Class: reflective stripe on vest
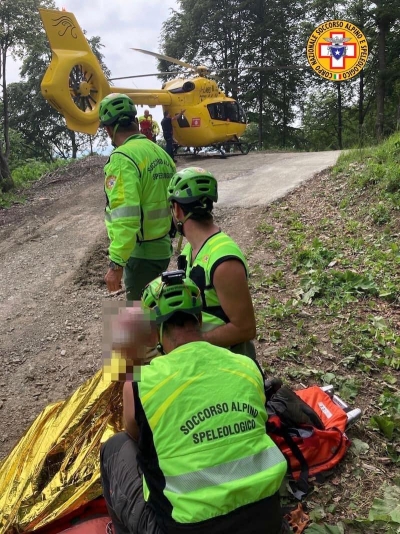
[164,447,286,494]
[147,207,171,220]
[105,205,141,221]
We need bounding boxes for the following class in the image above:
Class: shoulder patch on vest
[105,175,117,189]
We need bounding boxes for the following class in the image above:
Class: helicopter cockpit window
[237,103,247,124]
[207,102,246,124]
[207,103,225,121]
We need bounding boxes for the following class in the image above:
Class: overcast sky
[7,0,179,129]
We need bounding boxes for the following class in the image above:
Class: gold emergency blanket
[0,370,123,533]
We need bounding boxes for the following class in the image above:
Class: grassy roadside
[248,134,400,532]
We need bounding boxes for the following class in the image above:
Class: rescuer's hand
[104,267,123,292]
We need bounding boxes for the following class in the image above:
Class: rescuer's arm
[172,110,186,120]
[104,264,124,292]
[202,259,256,347]
[123,381,140,441]
[106,155,142,264]
[104,154,142,292]
[152,120,160,135]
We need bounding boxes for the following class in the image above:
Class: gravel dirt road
[0,150,340,459]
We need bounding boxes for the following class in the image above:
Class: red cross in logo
[318,31,356,69]
[191,118,201,127]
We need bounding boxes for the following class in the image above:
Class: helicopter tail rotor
[39,9,111,134]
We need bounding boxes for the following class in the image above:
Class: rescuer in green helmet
[100,271,288,534]
[98,93,176,301]
[168,166,257,359]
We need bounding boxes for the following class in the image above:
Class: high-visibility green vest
[135,341,287,525]
[178,231,248,331]
[104,134,175,266]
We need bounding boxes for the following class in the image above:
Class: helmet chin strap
[111,123,120,147]
[175,212,192,254]
[156,323,165,355]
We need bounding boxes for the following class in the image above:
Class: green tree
[160,0,251,96]
[309,0,400,146]
[0,0,53,191]
[241,0,306,148]
[302,80,365,150]
[372,0,400,138]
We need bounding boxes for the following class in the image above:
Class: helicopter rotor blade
[208,73,225,82]
[246,65,309,71]
[208,73,239,92]
[131,48,195,71]
[213,67,240,73]
[212,65,309,73]
[109,72,182,81]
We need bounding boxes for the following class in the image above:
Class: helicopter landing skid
[222,140,254,156]
[174,141,254,159]
[209,141,253,157]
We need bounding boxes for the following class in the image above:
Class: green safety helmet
[142,271,202,325]
[99,93,137,126]
[168,167,218,205]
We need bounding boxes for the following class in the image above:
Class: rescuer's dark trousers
[101,433,292,534]
[100,432,162,534]
[164,137,174,160]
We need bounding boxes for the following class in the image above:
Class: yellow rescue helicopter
[39,9,250,156]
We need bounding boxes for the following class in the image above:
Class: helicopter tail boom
[111,89,172,107]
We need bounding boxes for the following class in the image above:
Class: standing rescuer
[161,110,184,162]
[149,114,160,143]
[138,109,153,141]
[100,271,288,533]
[99,93,176,300]
[168,166,257,359]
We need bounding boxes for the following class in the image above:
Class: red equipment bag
[58,516,113,533]
[31,497,112,534]
[266,385,351,499]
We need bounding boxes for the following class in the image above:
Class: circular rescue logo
[307,20,368,81]
[105,175,117,189]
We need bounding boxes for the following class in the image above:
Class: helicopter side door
[206,100,246,143]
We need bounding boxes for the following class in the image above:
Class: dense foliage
[159,0,400,150]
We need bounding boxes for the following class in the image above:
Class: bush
[11,159,70,188]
